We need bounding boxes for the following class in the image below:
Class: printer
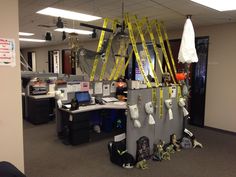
[29,80,48,95]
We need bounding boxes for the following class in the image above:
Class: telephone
[95,97,105,105]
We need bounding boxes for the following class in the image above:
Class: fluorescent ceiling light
[55,28,92,35]
[19,32,34,36]
[190,0,236,11]
[37,7,101,21]
[19,38,46,42]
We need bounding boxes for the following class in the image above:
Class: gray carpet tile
[23,121,236,177]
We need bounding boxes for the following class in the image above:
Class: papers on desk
[62,104,71,109]
[113,101,126,106]
[102,97,119,103]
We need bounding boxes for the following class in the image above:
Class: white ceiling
[19,0,236,48]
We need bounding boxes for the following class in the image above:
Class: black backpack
[108,140,135,168]
[136,136,150,162]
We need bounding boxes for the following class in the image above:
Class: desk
[57,102,127,145]
[26,94,55,124]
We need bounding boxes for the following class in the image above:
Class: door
[48,50,60,73]
[62,49,76,75]
[27,51,36,71]
[189,37,209,127]
[168,37,209,127]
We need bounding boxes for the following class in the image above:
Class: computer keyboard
[102,97,119,103]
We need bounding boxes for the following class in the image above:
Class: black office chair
[0,161,26,177]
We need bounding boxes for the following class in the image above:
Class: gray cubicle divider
[126,87,183,157]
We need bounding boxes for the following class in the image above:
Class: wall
[168,22,236,133]
[0,0,24,172]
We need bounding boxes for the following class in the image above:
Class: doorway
[48,50,60,73]
[62,49,76,75]
[169,36,209,127]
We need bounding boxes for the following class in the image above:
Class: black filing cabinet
[27,97,54,124]
[68,112,90,145]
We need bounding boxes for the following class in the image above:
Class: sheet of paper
[0,38,16,67]
[114,133,126,142]
[110,81,116,93]
[80,82,89,91]
[94,82,103,94]
[103,84,110,96]
[171,86,177,98]
[89,89,94,95]
[75,84,81,92]
[67,85,73,93]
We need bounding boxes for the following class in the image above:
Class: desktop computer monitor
[75,91,91,105]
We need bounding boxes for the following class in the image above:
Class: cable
[149,0,185,17]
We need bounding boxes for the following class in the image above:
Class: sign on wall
[0,38,16,67]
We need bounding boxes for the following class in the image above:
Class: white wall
[0,0,24,172]
[168,22,236,133]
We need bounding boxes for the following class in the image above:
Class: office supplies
[75,91,91,105]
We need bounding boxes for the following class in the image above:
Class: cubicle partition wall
[126,87,183,157]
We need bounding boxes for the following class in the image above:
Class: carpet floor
[23,121,236,177]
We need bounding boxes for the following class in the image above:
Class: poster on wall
[0,38,16,67]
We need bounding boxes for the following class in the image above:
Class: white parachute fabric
[178,18,198,63]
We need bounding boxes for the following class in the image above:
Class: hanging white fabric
[178,18,198,63]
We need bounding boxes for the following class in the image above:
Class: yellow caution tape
[168,86,172,98]
[113,41,129,80]
[159,87,163,118]
[145,17,163,74]
[99,20,118,81]
[121,47,133,77]
[125,14,151,88]
[177,85,182,101]
[90,18,109,81]
[152,88,157,110]
[154,20,176,84]
[160,22,177,75]
[133,15,160,87]
[120,22,148,78]
[109,51,121,81]
[113,21,143,80]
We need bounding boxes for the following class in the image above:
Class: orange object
[176,73,186,81]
